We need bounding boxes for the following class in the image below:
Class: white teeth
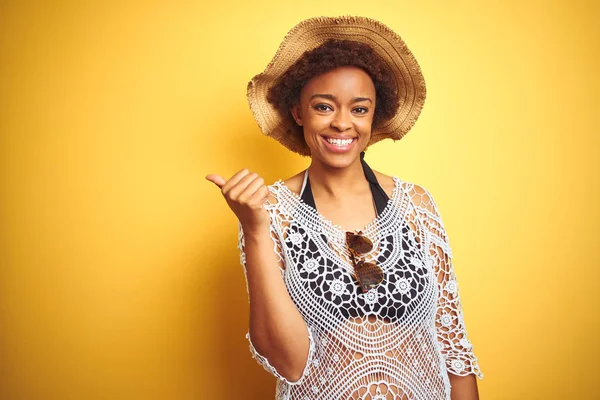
[325,137,354,146]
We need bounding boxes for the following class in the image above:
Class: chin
[314,148,363,169]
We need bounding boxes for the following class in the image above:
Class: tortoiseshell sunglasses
[346,231,384,293]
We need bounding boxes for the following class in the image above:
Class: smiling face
[290,66,376,169]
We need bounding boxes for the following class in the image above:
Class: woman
[207,16,483,400]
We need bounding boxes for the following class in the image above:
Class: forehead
[300,66,376,100]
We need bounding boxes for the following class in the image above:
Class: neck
[307,155,369,199]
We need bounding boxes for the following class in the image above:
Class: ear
[290,104,303,126]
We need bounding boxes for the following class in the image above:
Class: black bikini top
[291,152,426,322]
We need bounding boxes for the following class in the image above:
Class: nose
[331,109,352,132]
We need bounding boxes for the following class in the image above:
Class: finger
[221,169,250,194]
[205,174,227,188]
[248,185,271,206]
[237,176,265,203]
[228,172,259,200]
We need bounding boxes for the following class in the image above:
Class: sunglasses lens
[355,261,384,292]
[346,233,373,255]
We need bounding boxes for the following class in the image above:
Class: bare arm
[449,373,479,400]
[242,224,311,381]
[207,169,311,382]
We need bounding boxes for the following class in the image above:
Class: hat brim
[247,16,427,156]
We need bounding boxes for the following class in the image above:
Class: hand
[205,169,271,234]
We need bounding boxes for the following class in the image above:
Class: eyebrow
[310,94,373,103]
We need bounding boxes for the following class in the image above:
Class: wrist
[241,222,270,240]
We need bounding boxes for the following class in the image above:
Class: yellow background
[1,1,598,399]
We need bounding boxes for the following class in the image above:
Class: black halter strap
[300,152,390,217]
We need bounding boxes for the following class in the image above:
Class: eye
[314,104,333,112]
[353,107,369,114]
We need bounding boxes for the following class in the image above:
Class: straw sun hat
[247,16,427,157]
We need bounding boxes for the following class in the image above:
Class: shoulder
[372,170,438,214]
[281,171,305,196]
[402,181,439,215]
[262,170,305,207]
[372,170,397,199]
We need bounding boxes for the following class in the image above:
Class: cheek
[301,114,329,140]
[358,118,373,136]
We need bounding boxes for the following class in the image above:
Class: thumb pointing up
[205,174,227,189]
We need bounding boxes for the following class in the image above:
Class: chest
[311,191,379,233]
[279,218,438,324]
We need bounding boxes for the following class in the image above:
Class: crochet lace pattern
[238,177,483,399]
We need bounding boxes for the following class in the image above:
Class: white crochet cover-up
[238,177,483,400]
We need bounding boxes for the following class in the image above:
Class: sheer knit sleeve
[413,186,484,380]
[237,218,316,385]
